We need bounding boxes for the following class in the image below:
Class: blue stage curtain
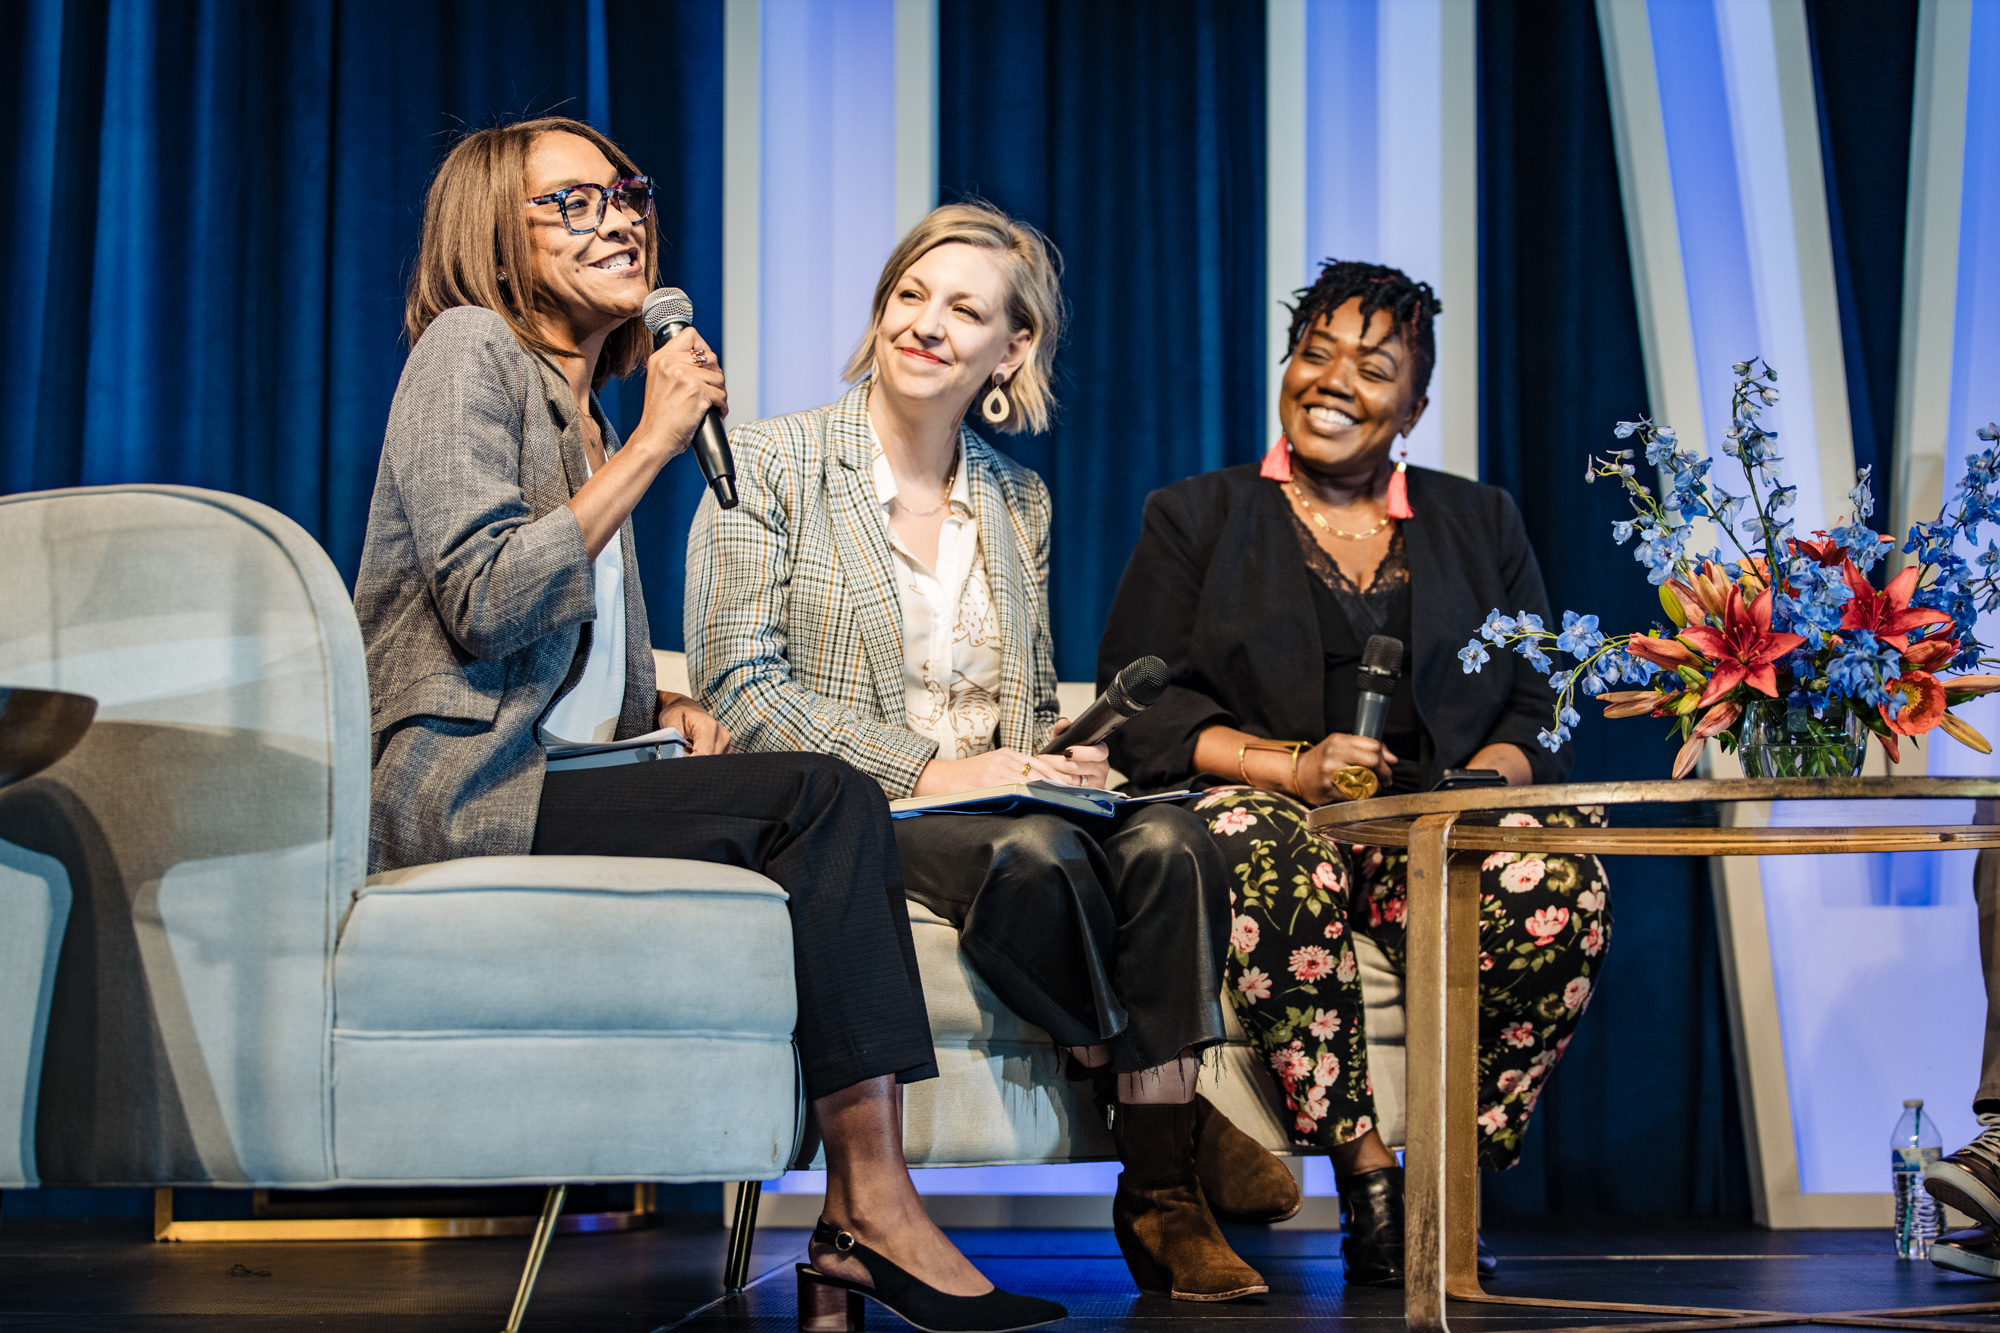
[938,0,1266,680]
[0,0,723,644]
[1805,0,1919,518]
[1479,0,1753,1216]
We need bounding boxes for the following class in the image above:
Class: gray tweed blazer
[685,380,1060,797]
[354,306,657,872]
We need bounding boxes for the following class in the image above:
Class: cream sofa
[654,650,1410,1186]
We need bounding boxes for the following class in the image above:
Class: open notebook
[543,726,688,773]
[889,781,1194,820]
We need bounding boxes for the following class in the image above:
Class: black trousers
[533,752,938,1102]
[894,803,1231,1074]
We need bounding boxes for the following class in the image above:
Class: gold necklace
[1289,480,1391,540]
[894,451,961,518]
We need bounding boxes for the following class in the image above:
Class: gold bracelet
[1238,738,1307,789]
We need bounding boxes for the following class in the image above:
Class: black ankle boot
[1336,1165,1405,1288]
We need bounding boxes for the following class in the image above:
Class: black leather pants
[894,802,1231,1074]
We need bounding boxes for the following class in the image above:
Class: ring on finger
[689,348,709,366]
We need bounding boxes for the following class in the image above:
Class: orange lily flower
[1676,585,1807,708]
[1882,672,1948,736]
[1942,712,1994,755]
[1792,533,1845,566]
[1901,635,1961,671]
[1839,560,1952,651]
[1673,701,1743,779]
[1626,633,1701,669]
[1599,690,1677,719]
[1942,674,2000,697]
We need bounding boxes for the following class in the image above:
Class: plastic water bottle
[1892,1099,1943,1259]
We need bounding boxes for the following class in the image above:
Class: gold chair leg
[723,1179,763,1292]
[501,1184,567,1333]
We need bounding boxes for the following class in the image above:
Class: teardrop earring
[981,373,1012,425]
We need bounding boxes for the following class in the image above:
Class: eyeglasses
[524,175,654,235]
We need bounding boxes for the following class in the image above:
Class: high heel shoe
[797,1219,1067,1333]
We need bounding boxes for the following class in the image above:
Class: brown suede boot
[1111,1100,1269,1301]
[1194,1095,1303,1224]
[1070,1061,1302,1226]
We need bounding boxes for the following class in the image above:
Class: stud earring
[981,373,1012,425]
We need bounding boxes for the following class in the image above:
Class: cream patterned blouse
[868,430,1004,760]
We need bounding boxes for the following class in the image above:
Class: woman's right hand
[628,326,728,462]
[912,747,1098,798]
[1294,732,1398,805]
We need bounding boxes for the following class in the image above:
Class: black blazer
[1097,463,1571,794]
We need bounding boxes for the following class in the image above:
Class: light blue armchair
[0,485,802,1326]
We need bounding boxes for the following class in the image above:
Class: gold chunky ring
[1021,762,1032,777]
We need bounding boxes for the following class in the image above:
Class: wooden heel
[797,1266,865,1332]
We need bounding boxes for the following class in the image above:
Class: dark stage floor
[5,1215,2000,1332]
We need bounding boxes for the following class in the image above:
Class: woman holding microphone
[687,201,1298,1303]
[354,120,1061,1333]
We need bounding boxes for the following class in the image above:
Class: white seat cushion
[330,855,800,1184]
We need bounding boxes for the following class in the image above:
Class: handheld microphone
[641,287,738,510]
[1040,656,1171,754]
[1353,634,1404,741]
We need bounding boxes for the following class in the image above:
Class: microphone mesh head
[643,287,694,339]
[1361,635,1404,676]
[1119,656,1172,709]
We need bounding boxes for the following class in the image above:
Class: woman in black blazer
[1097,261,1611,1287]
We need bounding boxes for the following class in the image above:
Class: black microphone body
[1040,656,1171,754]
[641,288,738,509]
[1353,635,1404,742]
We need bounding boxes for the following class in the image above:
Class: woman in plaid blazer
[687,202,1295,1303]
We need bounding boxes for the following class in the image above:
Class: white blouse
[539,456,627,744]
[869,432,1004,760]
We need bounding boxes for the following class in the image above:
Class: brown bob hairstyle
[405,116,658,389]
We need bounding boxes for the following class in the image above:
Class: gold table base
[1313,777,2000,1333]
[152,1184,658,1242]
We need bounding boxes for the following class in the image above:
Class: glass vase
[1735,698,1868,778]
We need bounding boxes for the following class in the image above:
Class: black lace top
[1290,508,1429,793]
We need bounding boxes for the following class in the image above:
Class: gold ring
[690,349,708,365]
[1021,762,1032,777]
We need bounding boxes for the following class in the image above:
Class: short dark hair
[1284,260,1441,399]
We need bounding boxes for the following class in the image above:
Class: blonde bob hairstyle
[405,116,658,389]
[843,200,1065,435]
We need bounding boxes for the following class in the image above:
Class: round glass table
[1310,777,2000,1333]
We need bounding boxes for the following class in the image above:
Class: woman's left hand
[658,691,732,756]
[1467,742,1532,785]
[1042,717,1111,788]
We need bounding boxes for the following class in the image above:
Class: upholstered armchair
[0,486,803,1328]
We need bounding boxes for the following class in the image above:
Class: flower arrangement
[1462,358,2000,778]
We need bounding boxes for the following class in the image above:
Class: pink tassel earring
[1260,436,1293,481]
[1386,443,1414,520]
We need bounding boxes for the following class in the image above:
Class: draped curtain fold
[1478,0,1751,1216]
[0,0,723,640]
[938,0,1267,680]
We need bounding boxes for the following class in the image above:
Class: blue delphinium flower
[1825,629,1901,707]
[1537,727,1565,752]
[1518,640,1553,673]
[1555,611,1605,656]
[1612,520,1636,545]
[1459,640,1491,673]
[1849,466,1876,520]
[1479,610,1515,644]
[1614,421,1638,439]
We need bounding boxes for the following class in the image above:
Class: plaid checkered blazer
[686,380,1060,798]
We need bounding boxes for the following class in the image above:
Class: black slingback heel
[797,1219,1066,1333]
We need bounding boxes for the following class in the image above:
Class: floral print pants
[1194,787,1612,1170]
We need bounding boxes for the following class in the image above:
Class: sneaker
[1926,1126,2000,1230]
[1932,1225,2000,1279]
